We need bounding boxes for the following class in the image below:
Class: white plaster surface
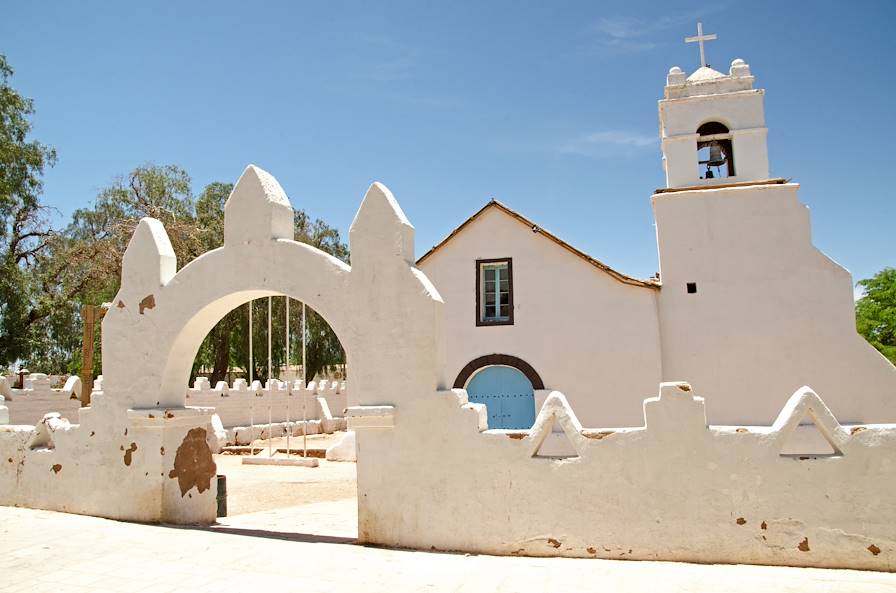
[3,373,83,425]
[352,382,896,570]
[653,182,896,426]
[326,430,356,461]
[418,205,663,428]
[185,378,347,428]
[661,59,768,188]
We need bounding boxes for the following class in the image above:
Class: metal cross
[685,22,717,68]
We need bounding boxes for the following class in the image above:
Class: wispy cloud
[585,5,728,56]
[346,34,463,110]
[560,130,658,158]
[354,34,419,82]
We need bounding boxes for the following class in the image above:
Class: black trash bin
[216,474,227,518]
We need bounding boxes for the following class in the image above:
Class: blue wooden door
[466,366,536,429]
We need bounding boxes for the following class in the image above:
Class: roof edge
[654,178,789,194]
[416,200,659,290]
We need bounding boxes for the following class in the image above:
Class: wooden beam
[80,305,107,406]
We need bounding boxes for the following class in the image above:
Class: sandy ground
[214,431,357,516]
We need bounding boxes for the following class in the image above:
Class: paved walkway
[3,505,896,593]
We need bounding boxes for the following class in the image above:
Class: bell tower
[659,24,769,188]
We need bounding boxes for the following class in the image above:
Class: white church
[417,29,896,435]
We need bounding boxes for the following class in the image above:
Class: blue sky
[2,1,894,285]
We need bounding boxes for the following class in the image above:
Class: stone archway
[0,165,446,524]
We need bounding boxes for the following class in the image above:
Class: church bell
[705,141,726,167]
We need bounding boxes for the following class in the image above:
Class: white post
[302,301,307,458]
[286,296,291,458]
[267,296,273,457]
[249,299,255,456]
[249,404,254,456]
[248,301,253,385]
[267,296,273,383]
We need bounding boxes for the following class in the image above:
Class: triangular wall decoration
[771,386,847,458]
[526,392,586,458]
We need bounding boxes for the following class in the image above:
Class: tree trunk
[209,327,231,385]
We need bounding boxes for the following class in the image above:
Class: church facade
[417,56,896,435]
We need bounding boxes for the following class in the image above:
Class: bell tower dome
[659,27,769,188]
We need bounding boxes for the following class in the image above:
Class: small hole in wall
[686,282,697,294]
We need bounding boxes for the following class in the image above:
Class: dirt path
[215,431,357,516]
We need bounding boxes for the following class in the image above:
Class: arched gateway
[0,165,447,524]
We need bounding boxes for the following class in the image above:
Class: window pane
[479,260,511,323]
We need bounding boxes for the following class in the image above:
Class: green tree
[193,199,349,386]
[27,164,203,376]
[0,54,57,367]
[16,151,348,386]
[856,267,896,365]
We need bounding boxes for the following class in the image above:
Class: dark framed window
[476,258,513,326]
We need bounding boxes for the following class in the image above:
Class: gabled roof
[416,200,660,289]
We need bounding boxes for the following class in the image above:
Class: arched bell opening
[696,121,735,180]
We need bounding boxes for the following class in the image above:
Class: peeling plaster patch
[165,411,174,419]
[51,464,62,473]
[677,384,691,392]
[507,433,526,440]
[123,443,137,466]
[851,426,867,435]
[583,430,615,440]
[736,517,746,525]
[547,538,561,548]
[798,538,810,552]
[868,544,881,556]
[167,427,216,497]
[138,294,156,314]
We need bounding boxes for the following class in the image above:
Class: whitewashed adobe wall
[185,377,348,428]
[352,382,896,570]
[0,164,444,524]
[654,184,896,427]
[2,374,82,426]
[418,206,663,428]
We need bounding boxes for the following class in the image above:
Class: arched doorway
[465,365,536,429]
[454,355,542,430]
